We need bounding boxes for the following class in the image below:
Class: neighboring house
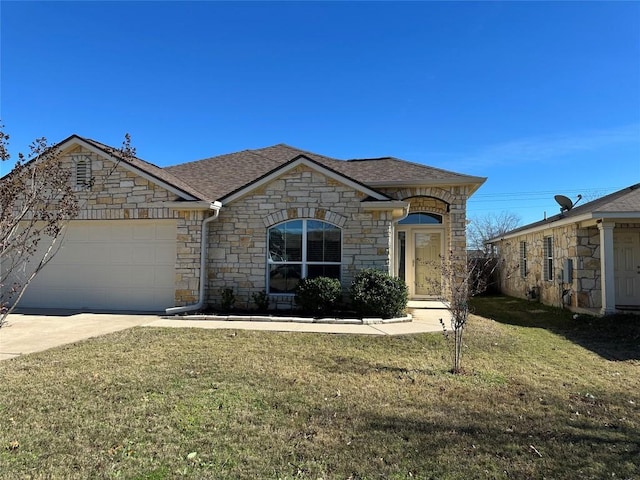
[487,184,640,316]
[4,135,485,313]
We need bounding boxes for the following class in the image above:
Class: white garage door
[17,220,177,312]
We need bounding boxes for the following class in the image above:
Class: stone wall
[206,165,394,309]
[494,226,572,308]
[494,223,607,310]
[379,185,469,255]
[56,146,476,311]
[380,185,469,299]
[61,146,203,306]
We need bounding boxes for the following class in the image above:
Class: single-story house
[4,135,486,313]
[487,184,640,316]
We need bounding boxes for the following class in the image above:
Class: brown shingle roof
[542,183,640,219]
[165,143,485,200]
[76,136,210,201]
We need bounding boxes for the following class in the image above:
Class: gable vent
[74,155,91,188]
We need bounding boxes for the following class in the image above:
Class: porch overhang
[361,200,410,220]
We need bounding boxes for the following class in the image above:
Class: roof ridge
[243,147,290,164]
[347,157,393,162]
[260,143,343,163]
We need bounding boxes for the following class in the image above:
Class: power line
[472,186,621,199]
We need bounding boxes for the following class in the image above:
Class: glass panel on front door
[397,231,406,283]
[414,231,441,296]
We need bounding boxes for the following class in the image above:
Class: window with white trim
[519,241,527,278]
[267,219,342,294]
[543,236,553,281]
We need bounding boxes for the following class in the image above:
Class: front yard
[0,296,637,479]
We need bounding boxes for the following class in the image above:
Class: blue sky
[1,1,639,226]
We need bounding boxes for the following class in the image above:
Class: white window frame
[543,236,553,281]
[267,219,342,295]
[519,241,527,278]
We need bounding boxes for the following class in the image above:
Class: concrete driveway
[0,312,159,361]
[1,306,448,361]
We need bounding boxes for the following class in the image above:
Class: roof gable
[220,154,391,205]
[165,143,486,200]
[58,135,209,201]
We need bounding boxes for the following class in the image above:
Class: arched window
[398,212,442,225]
[267,219,342,294]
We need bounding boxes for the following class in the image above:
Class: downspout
[165,201,222,315]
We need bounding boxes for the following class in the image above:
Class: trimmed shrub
[294,277,342,315]
[349,269,408,318]
[220,287,236,311]
[252,290,270,312]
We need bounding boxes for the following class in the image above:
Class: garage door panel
[132,225,156,241]
[133,245,157,264]
[64,226,89,242]
[66,245,94,264]
[154,245,176,265]
[111,224,136,241]
[109,244,134,264]
[156,223,178,240]
[154,266,176,287]
[15,220,177,312]
[128,267,154,286]
[87,224,111,241]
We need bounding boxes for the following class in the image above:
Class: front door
[397,228,444,298]
[614,231,640,308]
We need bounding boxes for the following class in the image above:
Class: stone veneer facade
[62,146,204,306]
[205,172,470,309]
[57,146,474,311]
[205,165,395,309]
[380,185,470,255]
[494,222,640,311]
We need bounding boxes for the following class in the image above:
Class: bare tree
[467,211,521,253]
[439,251,501,374]
[0,127,135,326]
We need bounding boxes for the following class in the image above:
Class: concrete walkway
[0,305,450,361]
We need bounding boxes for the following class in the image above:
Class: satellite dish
[554,194,574,212]
[554,194,582,213]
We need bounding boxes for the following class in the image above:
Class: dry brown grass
[0,296,637,479]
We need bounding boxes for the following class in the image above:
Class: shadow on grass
[470,295,640,361]
[362,409,640,479]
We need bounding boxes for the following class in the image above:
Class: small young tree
[0,126,135,326]
[438,251,499,374]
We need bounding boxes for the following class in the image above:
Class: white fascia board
[360,200,410,210]
[595,212,640,220]
[61,137,198,201]
[487,212,605,243]
[367,176,487,195]
[163,201,215,210]
[221,156,389,205]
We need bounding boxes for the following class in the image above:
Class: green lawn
[0,296,638,479]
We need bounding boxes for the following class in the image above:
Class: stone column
[598,221,616,315]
